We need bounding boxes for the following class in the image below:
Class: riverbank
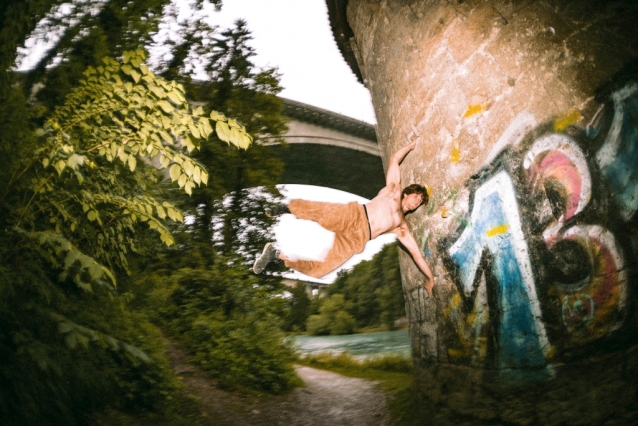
[291,329,411,360]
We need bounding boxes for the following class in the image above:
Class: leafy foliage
[0,50,254,424]
[143,264,300,394]
[171,20,288,262]
[0,271,182,425]
[5,49,251,287]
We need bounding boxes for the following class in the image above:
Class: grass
[355,324,409,334]
[296,352,434,426]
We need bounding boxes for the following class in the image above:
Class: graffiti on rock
[440,81,637,377]
[448,171,549,370]
[592,82,638,221]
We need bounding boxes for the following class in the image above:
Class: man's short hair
[401,184,429,207]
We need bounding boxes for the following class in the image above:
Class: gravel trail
[166,340,391,426]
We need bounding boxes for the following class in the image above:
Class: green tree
[307,294,356,336]
[325,243,405,330]
[374,244,406,329]
[167,19,288,263]
[0,50,253,424]
[284,282,312,332]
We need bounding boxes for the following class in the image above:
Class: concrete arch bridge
[268,97,385,200]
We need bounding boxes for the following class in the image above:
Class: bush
[147,263,300,393]
[306,313,331,336]
[0,285,181,425]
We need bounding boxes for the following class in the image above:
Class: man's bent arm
[386,141,416,186]
[395,226,435,296]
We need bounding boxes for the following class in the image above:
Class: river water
[290,329,411,359]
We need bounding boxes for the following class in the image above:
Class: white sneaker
[253,243,278,274]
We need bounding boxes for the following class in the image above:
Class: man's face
[402,193,423,213]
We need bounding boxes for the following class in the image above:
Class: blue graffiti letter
[449,171,549,371]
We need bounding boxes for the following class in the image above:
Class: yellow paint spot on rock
[448,348,471,359]
[451,140,460,163]
[486,224,509,237]
[463,104,485,118]
[553,109,583,132]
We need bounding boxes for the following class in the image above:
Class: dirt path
[166,340,391,426]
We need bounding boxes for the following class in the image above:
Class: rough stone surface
[343,0,638,423]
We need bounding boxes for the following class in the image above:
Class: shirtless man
[253,141,435,296]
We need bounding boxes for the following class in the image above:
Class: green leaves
[27,229,117,292]
[156,100,174,113]
[53,313,151,364]
[46,50,253,193]
[9,50,259,301]
[215,116,253,149]
[169,164,181,182]
[5,50,263,360]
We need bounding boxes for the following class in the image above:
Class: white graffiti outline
[523,134,592,243]
[595,82,638,169]
[484,110,537,166]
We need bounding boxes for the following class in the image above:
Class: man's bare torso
[365,183,405,239]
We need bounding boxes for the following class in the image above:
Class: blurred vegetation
[0,1,297,424]
[299,351,411,374]
[139,264,300,394]
[303,242,407,335]
[283,281,312,332]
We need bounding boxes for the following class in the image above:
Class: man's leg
[254,200,369,278]
[283,235,354,278]
[283,201,369,278]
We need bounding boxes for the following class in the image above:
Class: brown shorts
[283,199,371,278]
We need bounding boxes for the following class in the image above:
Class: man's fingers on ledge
[424,281,434,297]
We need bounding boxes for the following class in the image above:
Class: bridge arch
[267,98,386,200]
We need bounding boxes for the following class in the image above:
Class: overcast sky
[198,0,376,124]
[17,0,376,123]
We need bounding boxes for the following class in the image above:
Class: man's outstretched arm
[394,225,435,297]
[386,141,416,187]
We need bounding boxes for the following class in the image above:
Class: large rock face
[338,0,638,423]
